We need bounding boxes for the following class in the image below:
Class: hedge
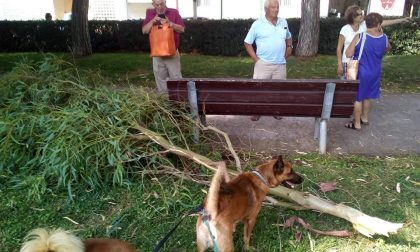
[0,18,418,55]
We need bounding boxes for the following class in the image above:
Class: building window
[282,0,291,6]
[198,0,211,7]
[91,0,116,20]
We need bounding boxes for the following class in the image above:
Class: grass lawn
[0,53,419,252]
[0,52,419,93]
[1,155,419,251]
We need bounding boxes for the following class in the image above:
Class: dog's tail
[20,228,84,252]
[206,161,227,217]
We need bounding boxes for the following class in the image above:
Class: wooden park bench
[167,78,359,154]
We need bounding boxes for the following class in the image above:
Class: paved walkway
[206,94,420,155]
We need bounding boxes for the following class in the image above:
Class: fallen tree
[132,124,404,238]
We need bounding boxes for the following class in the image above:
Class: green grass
[0,53,419,251]
[1,155,418,251]
[1,53,419,93]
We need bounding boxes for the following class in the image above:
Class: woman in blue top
[345,12,391,130]
[336,5,407,80]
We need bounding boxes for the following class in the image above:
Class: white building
[1,0,405,21]
[192,0,330,19]
[0,0,330,21]
[0,0,56,20]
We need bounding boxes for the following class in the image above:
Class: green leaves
[385,20,420,55]
[0,55,194,199]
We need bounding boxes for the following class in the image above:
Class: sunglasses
[355,11,364,16]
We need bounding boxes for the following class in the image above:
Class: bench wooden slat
[168,79,359,92]
[196,103,354,117]
[169,90,356,105]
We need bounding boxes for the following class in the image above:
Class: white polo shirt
[244,17,292,64]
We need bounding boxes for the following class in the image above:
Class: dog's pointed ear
[274,155,285,172]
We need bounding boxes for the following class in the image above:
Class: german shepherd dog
[196,155,303,252]
[20,228,137,252]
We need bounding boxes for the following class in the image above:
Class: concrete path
[206,94,420,156]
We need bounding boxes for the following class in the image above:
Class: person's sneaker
[251,115,260,121]
[273,116,282,120]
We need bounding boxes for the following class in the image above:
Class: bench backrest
[167,78,359,118]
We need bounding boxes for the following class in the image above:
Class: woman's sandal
[345,122,361,131]
[350,119,369,125]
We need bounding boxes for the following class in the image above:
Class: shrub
[0,18,418,55]
[385,20,420,55]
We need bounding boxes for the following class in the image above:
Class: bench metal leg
[319,119,327,154]
[318,82,336,154]
[321,83,336,119]
[314,118,320,140]
[187,81,200,142]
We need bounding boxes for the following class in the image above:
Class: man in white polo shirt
[244,0,293,121]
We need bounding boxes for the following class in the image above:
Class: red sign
[381,0,395,10]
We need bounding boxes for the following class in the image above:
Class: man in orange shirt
[142,0,185,93]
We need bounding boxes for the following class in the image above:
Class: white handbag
[347,32,366,81]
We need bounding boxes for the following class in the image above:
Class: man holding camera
[142,0,185,93]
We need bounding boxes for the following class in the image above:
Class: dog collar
[252,170,270,187]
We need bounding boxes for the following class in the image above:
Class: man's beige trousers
[152,50,182,93]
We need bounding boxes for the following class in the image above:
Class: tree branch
[130,123,404,238]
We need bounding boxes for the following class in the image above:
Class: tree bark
[296,0,320,57]
[193,0,197,20]
[71,0,92,58]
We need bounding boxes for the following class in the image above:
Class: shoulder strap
[357,32,367,61]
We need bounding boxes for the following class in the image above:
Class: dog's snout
[293,174,304,184]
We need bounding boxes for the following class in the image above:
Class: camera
[158,14,165,19]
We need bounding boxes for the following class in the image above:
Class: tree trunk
[193,0,197,20]
[71,0,92,58]
[296,0,320,57]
